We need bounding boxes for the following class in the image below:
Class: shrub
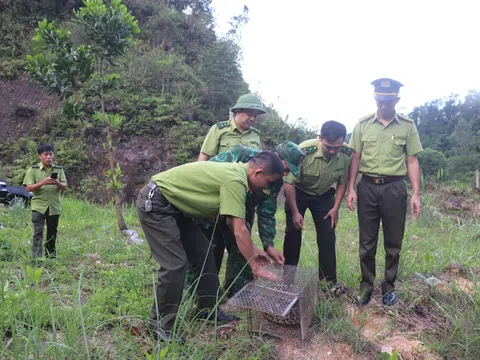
[167,121,208,164]
[446,154,480,183]
[418,148,448,181]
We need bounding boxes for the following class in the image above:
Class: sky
[211,0,480,131]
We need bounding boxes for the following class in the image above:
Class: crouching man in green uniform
[137,151,283,343]
[283,121,352,293]
[23,144,68,259]
[347,78,423,306]
[207,141,305,296]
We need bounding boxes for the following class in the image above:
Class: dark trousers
[357,178,407,294]
[32,208,60,258]
[284,187,337,283]
[207,218,231,274]
[136,186,221,331]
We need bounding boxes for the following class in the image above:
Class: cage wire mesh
[225,264,318,341]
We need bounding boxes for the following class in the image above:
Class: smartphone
[51,172,58,179]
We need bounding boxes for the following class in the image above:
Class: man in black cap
[347,78,423,306]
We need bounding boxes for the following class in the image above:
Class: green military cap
[275,141,305,178]
[231,94,267,114]
[371,78,403,101]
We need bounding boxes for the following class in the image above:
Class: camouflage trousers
[185,217,254,298]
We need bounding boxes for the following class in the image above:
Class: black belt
[362,175,403,185]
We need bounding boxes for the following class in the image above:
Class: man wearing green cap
[196,93,266,276]
[204,141,306,296]
[198,93,266,161]
[347,78,423,306]
[283,121,352,294]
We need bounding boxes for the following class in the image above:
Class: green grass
[0,186,479,359]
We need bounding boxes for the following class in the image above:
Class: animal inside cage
[225,264,318,342]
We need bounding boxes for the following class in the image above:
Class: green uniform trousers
[136,186,221,331]
[357,178,407,294]
[32,208,59,259]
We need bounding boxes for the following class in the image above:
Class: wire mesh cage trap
[226,264,318,342]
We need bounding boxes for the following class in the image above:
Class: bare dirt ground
[426,185,480,221]
[0,72,60,142]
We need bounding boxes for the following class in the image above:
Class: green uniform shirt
[152,162,249,219]
[200,119,261,157]
[284,139,351,196]
[348,112,423,177]
[23,163,67,215]
[210,144,280,249]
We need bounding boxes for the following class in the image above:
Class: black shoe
[151,329,185,344]
[197,308,240,323]
[355,291,372,306]
[382,291,397,306]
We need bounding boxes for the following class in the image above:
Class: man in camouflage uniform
[197,93,266,273]
[23,144,68,259]
[283,121,352,293]
[347,78,423,306]
[207,141,306,296]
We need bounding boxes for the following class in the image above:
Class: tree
[26,19,95,100]
[199,39,248,119]
[227,5,249,41]
[449,118,477,156]
[255,105,317,149]
[126,0,215,65]
[27,0,140,231]
[197,5,251,120]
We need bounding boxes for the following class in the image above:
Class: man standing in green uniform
[198,93,265,161]
[347,78,423,306]
[137,151,283,343]
[198,93,266,271]
[23,144,67,259]
[208,141,305,296]
[283,121,352,292]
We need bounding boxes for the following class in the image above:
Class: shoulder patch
[250,126,261,134]
[53,165,63,169]
[340,145,353,156]
[359,113,375,123]
[216,121,230,129]
[302,145,318,155]
[31,165,40,168]
[397,114,414,123]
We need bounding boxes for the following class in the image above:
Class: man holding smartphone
[23,144,68,259]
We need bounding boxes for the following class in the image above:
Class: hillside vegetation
[0,0,316,204]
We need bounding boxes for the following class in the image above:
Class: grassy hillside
[1,185,479,359]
